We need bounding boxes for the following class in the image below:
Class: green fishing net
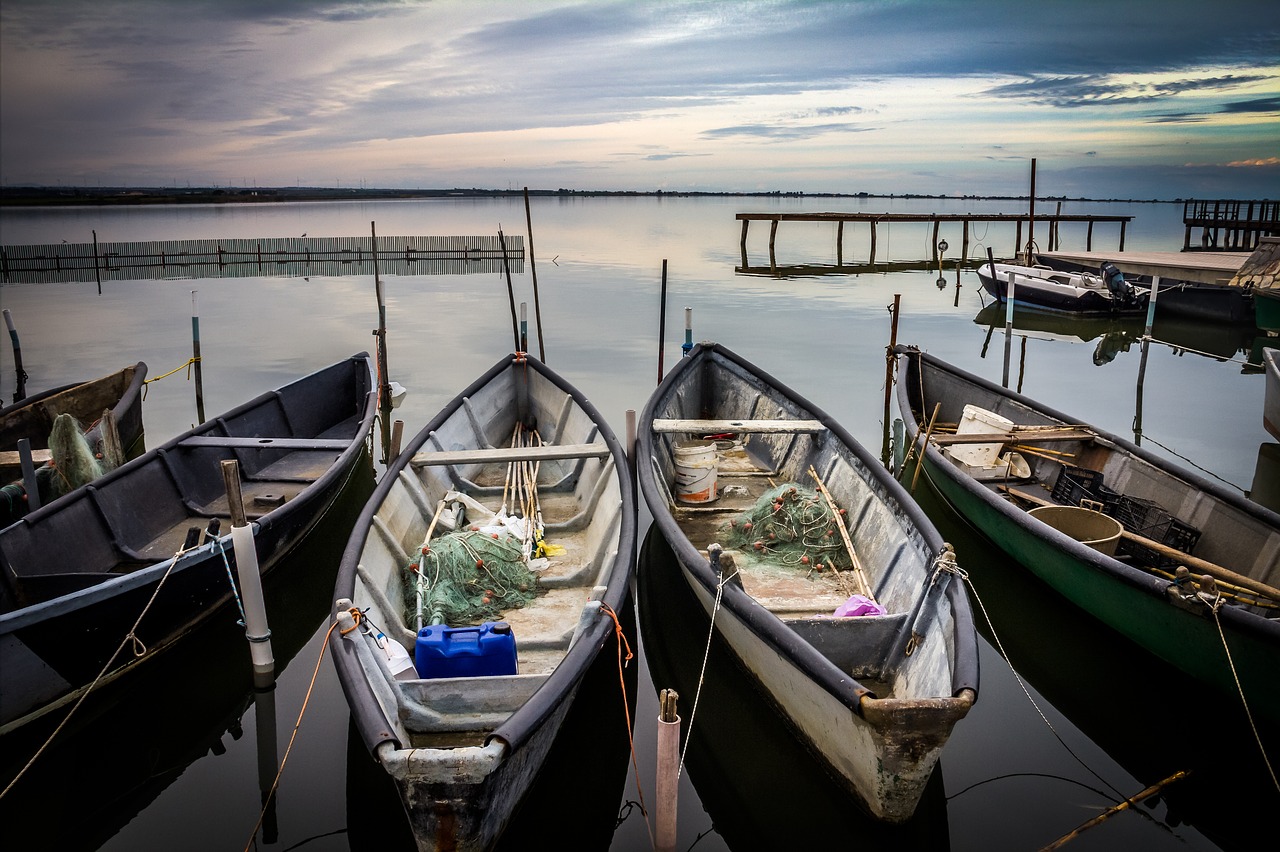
[404,528,542,627]
[719,483,854,573]
[47,413,104,499]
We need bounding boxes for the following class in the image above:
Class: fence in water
[0,234,524,285]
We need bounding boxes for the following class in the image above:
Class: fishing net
[405,528,542,627]
[719,483,854,573]
[46,413,104,500]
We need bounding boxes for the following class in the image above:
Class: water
[0,196,1272,851]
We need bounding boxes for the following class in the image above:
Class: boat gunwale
[637,341,980,715]
[331,352,638,759]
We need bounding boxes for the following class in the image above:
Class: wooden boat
[0,363,148,518]
[0,353,376,734]
[635,341,978,823]
[893,345,1280,724]
[330,353,636,851]
[977,260,1148,316]
[1264,347,1280,440]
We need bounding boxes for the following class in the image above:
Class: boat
[1264,347,1280,440]
[330,352,637,851]
[977,260,1148,315]
[635,341,978,823]
[0,362,148,520]
[0,353,376,734]
[892,344,1280,724]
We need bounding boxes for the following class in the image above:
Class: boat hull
[0,354,376,734]
[637,342,976,823]
[1266,348,1280,440]
[894,347,1280,724]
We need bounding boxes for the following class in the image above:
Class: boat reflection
[0,451,375,850]
[974,303,1262,367]
[911,481,1280,852]
[636,524,952,849]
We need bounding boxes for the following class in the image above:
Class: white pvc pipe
[232,522,275,676]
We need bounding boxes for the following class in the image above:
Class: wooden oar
[910,402,942,492]
[1000,485,1280,604]
[808,465,874,603]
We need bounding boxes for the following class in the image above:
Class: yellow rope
[142,357,201,397]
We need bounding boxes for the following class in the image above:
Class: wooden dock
[1182,199,1278,252]
[737,211,1132,272]
[0,234,523,285]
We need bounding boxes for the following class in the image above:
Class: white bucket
[949,404,1014,468]
[674,439,718,503]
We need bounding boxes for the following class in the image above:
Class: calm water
[0,196,1272,851]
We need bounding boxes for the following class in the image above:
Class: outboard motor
[1100,261,1141,308]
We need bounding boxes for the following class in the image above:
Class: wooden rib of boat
[330,353,636,851]
[977,261,1148,316]
[0,353,376,734]
[0,363,148,514]
[635,341,978,823]
[893,344,1280,724]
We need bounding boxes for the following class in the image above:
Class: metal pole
[191,291,206,424]
[682,307,693,357]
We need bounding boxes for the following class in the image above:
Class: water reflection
[637,524,953,850]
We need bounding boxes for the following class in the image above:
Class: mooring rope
[678,556,739,781]
[141,357,200,399]
[1202,591,1280,793]
[599,602,653,847]
[0,543,192,800]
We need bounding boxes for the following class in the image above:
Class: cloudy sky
[2,0,1276,199]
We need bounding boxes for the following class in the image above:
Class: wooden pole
[191,290,206,424]
[881,293,901,468]
[523,188,546,362]
[372,222,392,465]
[655,688,680,852]
[498,229,520,352]
[910,403,942,492]
[657,259,668,384]
[1043,772,1190,850]
[92,229,102,295]
[3,308,27,402]
[1026,157,1037,261]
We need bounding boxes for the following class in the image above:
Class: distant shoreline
[0,186,1184,207]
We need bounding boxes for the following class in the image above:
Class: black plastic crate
[1114,504,1202,568]
[1051,466,1104,507]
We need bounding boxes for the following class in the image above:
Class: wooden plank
[0,448,53,467]
[411,442,610,467]
[651,418,826,434]
[931,428,1093,445]
[179,436,351,450]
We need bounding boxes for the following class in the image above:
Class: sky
[1,0,1277,199]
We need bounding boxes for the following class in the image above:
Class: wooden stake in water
[221,459,275,680]
[3,308,27,402]
[657,259,668,384]
[191,291,206,424]
[1134,275,1162,445]
[523,188,547,362]
[499,229,520,352]
[520,302,528,353]
[371,221,392,465]
[656,688,680,852]
[881,293,901,468]
[93,229,102,294]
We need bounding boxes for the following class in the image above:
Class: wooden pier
[737,211,1132,273]
[1182,199,1278,252]
[0,234,523,285]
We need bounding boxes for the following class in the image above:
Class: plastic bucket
[674,439,718,503]
[1029,505,1123,556]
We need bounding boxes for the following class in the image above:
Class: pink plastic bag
[833,594,885,618]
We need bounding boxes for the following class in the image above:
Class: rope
[599,603,653,847]
[243,613,348,852]
[215,537,250,626]
[678,561,738,781]
[141,357,200,398]
[1,542,193,800]
[1202,592,1280,793]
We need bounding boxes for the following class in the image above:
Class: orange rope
[244,613,348,852]
[600,602,653,845]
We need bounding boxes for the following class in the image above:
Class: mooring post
[657,259,668,384]
[498,229,520,353]
[837,220,844,267]
[881,293,901,468]
[3,308,27,402]
[520,302,528,353]
[92,229,102,294]
[372,221,393,466]
[191,290,206,424]
[655,688,681,852]
[221,459,275,680]
[523,188,547,362]
[1026,157,1037,262]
